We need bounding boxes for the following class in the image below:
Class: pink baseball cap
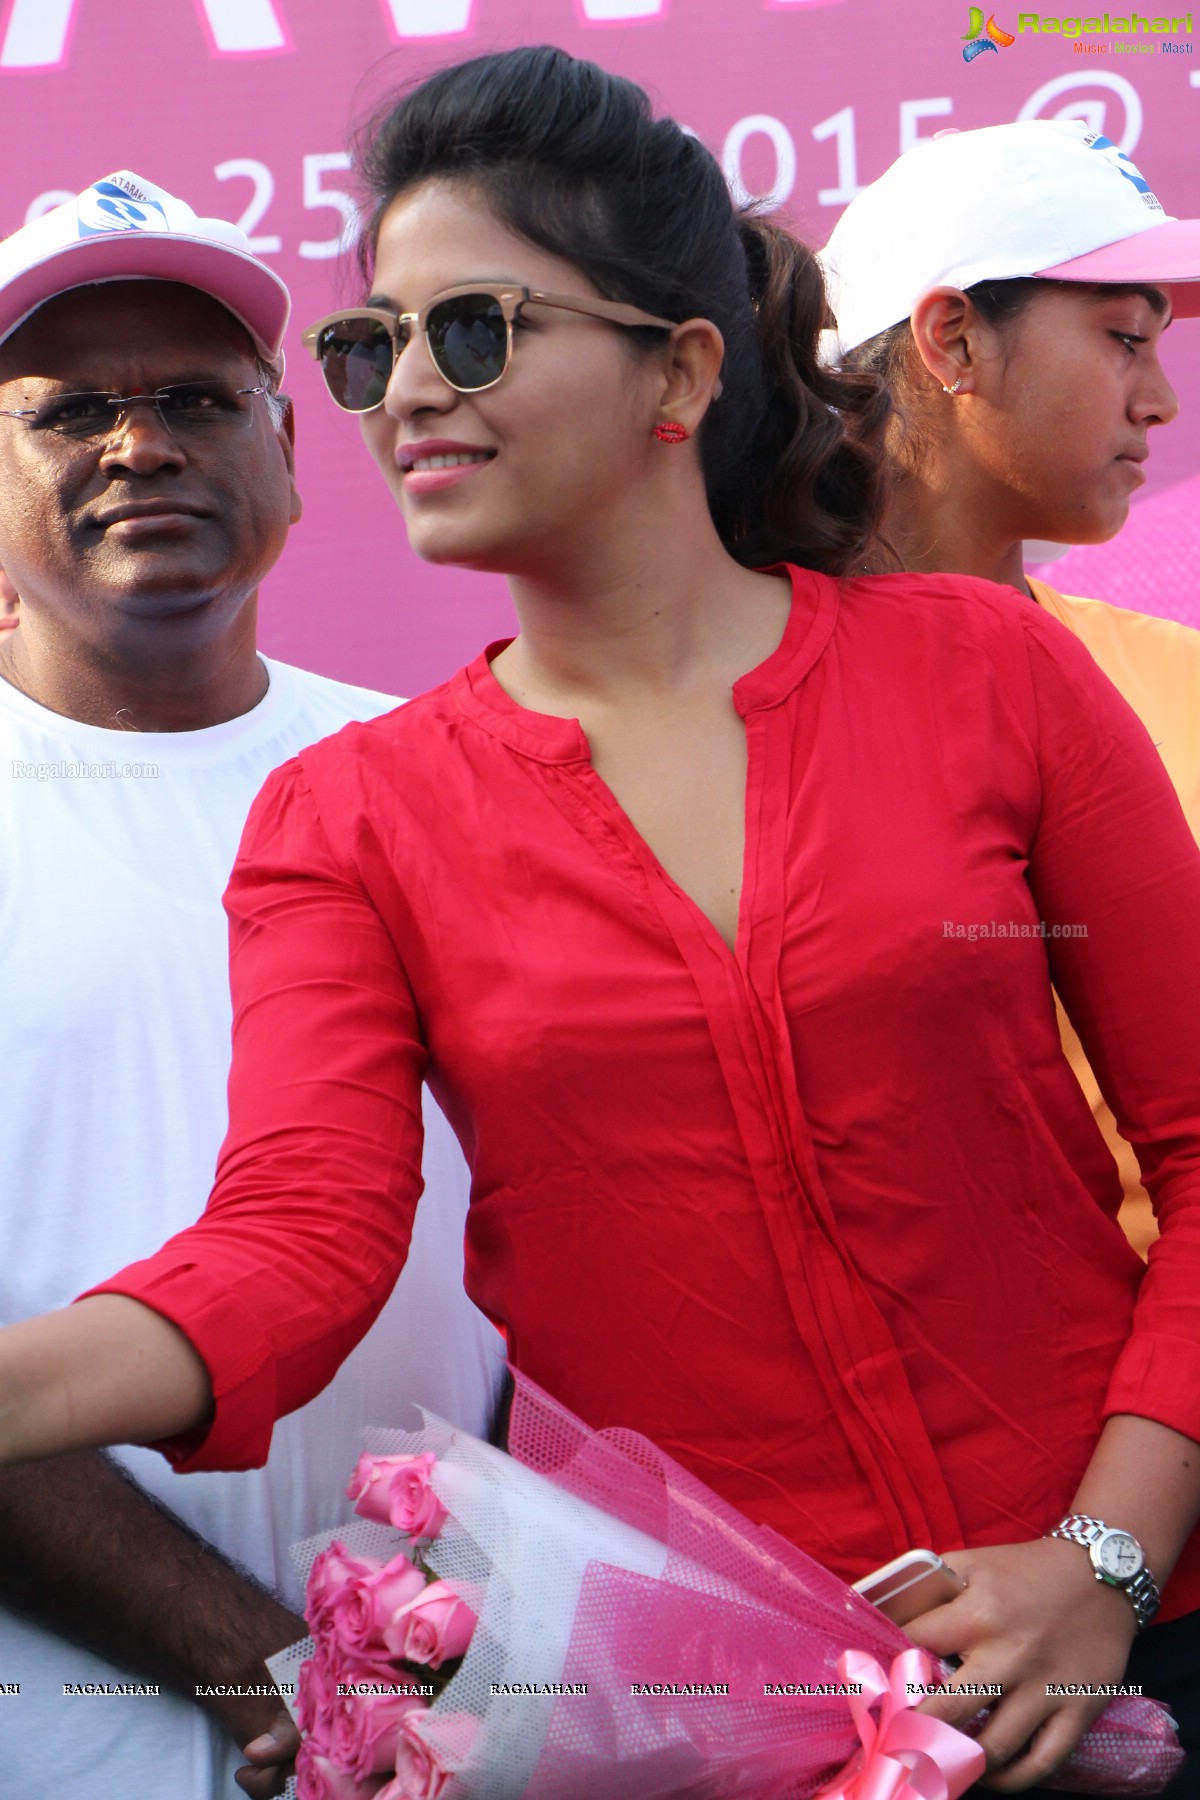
[820,120,1200,359]
[0,170,290,368]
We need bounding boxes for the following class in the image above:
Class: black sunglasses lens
[426,294,508,391]
[317,319,395,412]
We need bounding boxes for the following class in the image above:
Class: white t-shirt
[0,656,506,1797]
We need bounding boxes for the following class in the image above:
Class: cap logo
[1081,132,1165,213]
[76,178,169,241]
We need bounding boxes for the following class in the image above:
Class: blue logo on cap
[76,179,168,239]
[1083,134,1162,210]
[1087,135,1149,192]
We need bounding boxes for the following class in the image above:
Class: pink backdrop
[2,0,1197,693]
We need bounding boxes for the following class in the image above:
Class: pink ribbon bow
[815,1647,986,1800]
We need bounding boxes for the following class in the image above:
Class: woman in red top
[5,48,1200,1793]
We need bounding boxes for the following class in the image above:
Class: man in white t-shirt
[0,173,505,1798]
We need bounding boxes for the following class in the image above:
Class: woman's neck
[491,499,793,716]
[878,466,1031,599]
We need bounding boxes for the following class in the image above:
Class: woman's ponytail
[707,214,892,574]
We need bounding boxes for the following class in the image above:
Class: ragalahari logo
[962,6,1017,55]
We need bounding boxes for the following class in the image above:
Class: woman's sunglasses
[301,283,677,413]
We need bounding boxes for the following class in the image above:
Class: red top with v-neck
[88,565,1200,1618]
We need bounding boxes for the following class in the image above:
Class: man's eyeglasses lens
[316,293,511,410]
[22,381,263,440]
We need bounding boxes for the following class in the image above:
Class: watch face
[1097,1532,1143,1581]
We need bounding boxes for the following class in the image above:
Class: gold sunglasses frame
[301,283,677,409]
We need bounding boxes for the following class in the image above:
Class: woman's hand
[904,1536,1138,1792]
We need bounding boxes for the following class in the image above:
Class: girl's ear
[908,288,977,397]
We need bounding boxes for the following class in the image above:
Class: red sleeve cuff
[1104,1332,1200,1447]
[78,1262,279,1472]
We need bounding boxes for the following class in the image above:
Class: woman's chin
[405,528,490,570]
[405,522,527,577]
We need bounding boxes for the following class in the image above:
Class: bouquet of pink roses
[290,1490,479,1799]
[268,1373,1183,1800]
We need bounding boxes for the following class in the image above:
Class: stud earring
[652,421,689,444]
[942,376,963,396]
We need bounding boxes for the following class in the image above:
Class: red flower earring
[652,421,689,444]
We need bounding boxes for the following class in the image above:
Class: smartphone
[852,1548,965,1626]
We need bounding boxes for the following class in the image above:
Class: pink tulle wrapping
[503,1373,1182,1797]
[517,1565,909,1798]
[1041,1697,1187,1796]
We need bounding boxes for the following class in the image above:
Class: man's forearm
[0,1447,304,1745]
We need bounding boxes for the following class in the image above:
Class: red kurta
[89,566,1200,1618]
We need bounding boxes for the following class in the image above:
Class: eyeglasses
[0,380,269,444]
[301,284,677,412]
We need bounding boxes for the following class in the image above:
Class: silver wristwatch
[1048,1513,1160,1631]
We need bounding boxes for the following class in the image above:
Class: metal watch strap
[1049,1513,1161,1631]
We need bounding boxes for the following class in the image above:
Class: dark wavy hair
[355,45,890,576]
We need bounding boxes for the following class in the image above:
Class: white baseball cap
[820,120,1200,360]
[0,170,290,367]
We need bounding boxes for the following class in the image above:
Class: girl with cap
[4,55,1200,1795]
[820,124,1200,1789]
[822,126,1200,1280]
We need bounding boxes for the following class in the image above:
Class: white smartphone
[852,1548,966,1626]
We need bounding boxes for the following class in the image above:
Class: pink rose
[381,1581,477,1670]
[329,1552,429,1673]
[347,1453,449,1542]
[296,1653,340,1754]
[307,1542,380,1639]
[378,1712,480,1800]
[295,1743,387,1800]
[331,1677,429,1783]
